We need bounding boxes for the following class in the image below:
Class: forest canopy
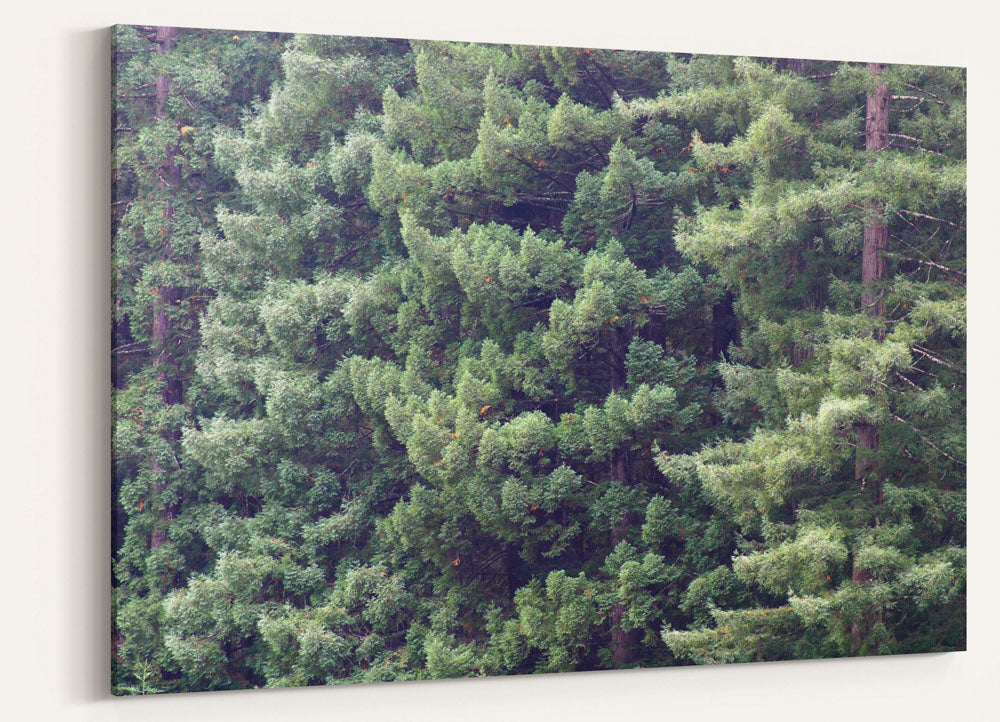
[111,25,966,694]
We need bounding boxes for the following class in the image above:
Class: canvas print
[111,24,967,694]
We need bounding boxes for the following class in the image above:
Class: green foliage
[113,33,966,693]
[654,57,966,664]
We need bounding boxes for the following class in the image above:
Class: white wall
[2,2,996,719]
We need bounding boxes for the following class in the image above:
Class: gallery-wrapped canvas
[111,24,966,694]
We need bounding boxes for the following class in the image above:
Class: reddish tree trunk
[609,516,637,667]
[610,606,635,667]
[854,62,889,582]
[150,26,182,550]
[862,62,889,328]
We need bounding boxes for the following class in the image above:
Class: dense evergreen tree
[112,25,287,693]
[112,30,966,693]
[641,57,967,661]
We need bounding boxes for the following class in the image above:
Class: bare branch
[902,82,948,106]
[889,413,965,467]
[893,370,922,391]
[912,344,964,374]
[898,209,965,230]
[886,251,965,277]
[889,140,948,157]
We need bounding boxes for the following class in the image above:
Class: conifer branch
[889,139,948,157]
[889,413,965,466]
[886,251,965,277]
[898,209,964,230]
[112,340,148,352]
[902,83,948,106]
[329,245,363,269]
[911,345,964,373]
[893,370,922,391]
[508,153,575,194]
[889,133,926,145]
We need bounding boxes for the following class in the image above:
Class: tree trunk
[150,26,182,550]
[606,328,638,666]
[854,62,889,581]
[711,292,737,363]
[609,515,637,667]
[787,58,809,75]
[610,604,635,667]
[861,62,889,329]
